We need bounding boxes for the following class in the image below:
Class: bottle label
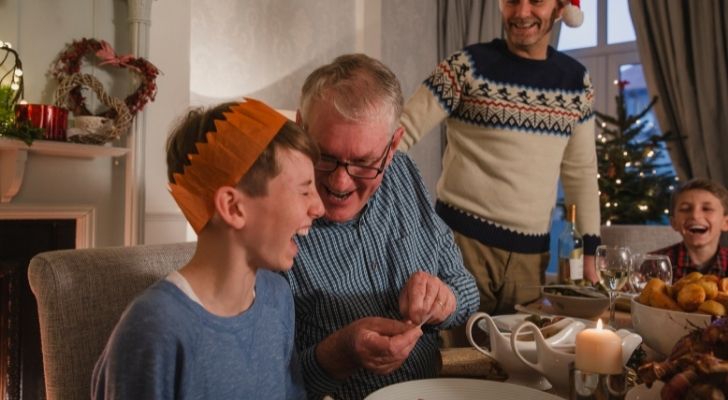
[569,254,584,281]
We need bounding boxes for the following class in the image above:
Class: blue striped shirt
[285,152,479,399]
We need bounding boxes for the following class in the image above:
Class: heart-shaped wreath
[51,38,159,118]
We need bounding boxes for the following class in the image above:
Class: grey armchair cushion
[28,242,195,400]
[600,225,681,255]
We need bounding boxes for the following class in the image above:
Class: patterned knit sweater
[401,39,600,254]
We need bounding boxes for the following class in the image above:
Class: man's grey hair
[299,53,404,132]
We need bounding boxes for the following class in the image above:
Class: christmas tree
[594,80,678,225]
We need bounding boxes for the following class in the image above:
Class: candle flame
[596,319,603,330]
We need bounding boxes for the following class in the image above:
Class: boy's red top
[652,242,728,280]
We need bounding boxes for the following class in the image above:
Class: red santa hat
[561,0,584,28]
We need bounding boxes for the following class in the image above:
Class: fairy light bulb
[10,82,19,91]
[616,179,622,185]
[14,69,23,77]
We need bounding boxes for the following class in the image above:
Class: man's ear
[213,186,246,229]
[296,110,303,127]
[390,126,405,153]
[721,213,728,232]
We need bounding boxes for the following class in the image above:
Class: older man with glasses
[283,53,479,400]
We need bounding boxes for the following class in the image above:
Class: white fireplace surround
[0,204,95,249]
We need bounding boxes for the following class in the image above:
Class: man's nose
[514,1,533,17]
[327,165,354,188]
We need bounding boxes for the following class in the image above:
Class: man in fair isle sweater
[400,0,601,320]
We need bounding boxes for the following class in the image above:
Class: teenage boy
[92,98,324,399]
[653,178,728,280]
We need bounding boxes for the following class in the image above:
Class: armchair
[27,242,195,400]
[600,224,681,255]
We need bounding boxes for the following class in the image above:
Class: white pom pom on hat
[561,0,584,28]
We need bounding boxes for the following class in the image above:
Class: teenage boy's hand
[315,317,422,380]
[399,271,456,326]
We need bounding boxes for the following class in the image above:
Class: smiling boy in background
[653,178,728,280]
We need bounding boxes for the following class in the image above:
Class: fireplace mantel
[0,137,129,203]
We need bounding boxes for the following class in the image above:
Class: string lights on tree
[595,79,678,226]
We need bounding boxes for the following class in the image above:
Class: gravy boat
[466,312,585,390]
[511,321,643,397]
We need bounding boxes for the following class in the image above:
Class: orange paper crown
[169,98,287,233]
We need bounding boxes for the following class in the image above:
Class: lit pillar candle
[575,319,623,374]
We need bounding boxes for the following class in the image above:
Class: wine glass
[630,254,672,292]
[595,245,632,327]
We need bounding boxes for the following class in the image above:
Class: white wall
[1,0,442,246]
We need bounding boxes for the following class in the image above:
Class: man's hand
[399,271,456,326]
[584,255,598,284]
[315,317,423,380]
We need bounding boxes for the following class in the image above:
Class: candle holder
[570,363,630,400]
[14,103,68,141]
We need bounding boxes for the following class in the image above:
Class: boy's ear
[295,110,303,127]
[721,213,728,232]
[213,186,246,229]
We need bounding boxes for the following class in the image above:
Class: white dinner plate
[625,381,664,400]
[364,378,563,400]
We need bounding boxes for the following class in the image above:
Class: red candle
[14,103,69,141]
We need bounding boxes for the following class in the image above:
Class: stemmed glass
[630,254,672,292]
[595,245,632,327]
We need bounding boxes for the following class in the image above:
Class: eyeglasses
[314,134,394,180]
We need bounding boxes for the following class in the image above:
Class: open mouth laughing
[324,186,353,202]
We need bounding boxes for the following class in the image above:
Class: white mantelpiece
[0,137,129,203]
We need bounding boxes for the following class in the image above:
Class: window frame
[558,0,639,117]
